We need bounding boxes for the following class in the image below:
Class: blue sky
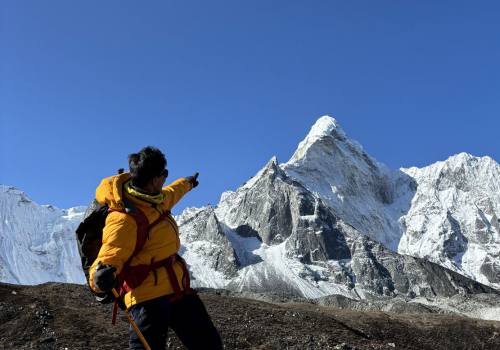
[1,1,499,214]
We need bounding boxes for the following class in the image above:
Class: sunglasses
[161,169,169,178]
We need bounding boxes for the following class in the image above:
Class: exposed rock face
[210,157,351,264]
[215,158,296,245]
[285,197,351,264]
[350,234,493,299]
[178,206,239,283]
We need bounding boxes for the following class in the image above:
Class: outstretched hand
[186,172,199,188]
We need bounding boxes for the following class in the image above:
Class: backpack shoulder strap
[122,203,150,256]
[119,202,170,265]
[148,210,171,233]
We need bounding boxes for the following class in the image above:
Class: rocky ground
[1,283,499,350]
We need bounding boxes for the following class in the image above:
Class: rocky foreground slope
[1,283,500,350]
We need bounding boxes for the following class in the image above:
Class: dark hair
[128,146,167,188]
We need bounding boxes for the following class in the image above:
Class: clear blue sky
[1,1,499,214]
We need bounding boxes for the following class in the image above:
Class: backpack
[75,198,150,304]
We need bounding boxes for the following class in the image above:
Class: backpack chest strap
[119,254,193,296]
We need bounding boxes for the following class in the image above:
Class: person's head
[128,146,168,192]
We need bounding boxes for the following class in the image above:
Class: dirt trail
[1,283,499,349]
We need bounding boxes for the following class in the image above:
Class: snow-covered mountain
[178,116,500,300]
[280,117,500,290]
[1,116,499,321]
[0,186,85,284]
[399,153,500,287]
[282,116,411,249]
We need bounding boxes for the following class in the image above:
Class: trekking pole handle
[111,288,152,350]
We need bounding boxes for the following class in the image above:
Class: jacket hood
[95,173,131,210]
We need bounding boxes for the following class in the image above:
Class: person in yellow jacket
[90,146,222,350]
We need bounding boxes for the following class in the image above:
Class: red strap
[165,262,183,301]
[148,211,170,233]
[115,208,159,289]
[150,254,194,300]
[127,209,150,256]
[177,255,192,292]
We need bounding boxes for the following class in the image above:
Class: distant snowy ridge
[0,185,85,285]
[399,152,500,287]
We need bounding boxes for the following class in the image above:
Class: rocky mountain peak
[282,115,385,193]
[281,117,402,249]
[443,152,498,168]
[443,153,499,175]
[239,156,285,191]
[305,115,345,139]
[0,185,33,206]
[263,156,279,172]
[403,152,483,178]
[401,153,500,199]
[286,116,355,165]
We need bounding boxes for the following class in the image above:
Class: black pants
[128,293,223,350]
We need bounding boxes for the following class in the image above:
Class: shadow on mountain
[220,222,263,267]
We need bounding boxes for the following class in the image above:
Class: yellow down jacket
[89,172,192,309]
